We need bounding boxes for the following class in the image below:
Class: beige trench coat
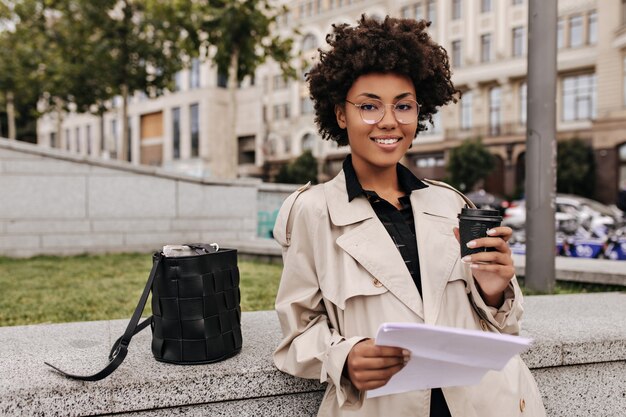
[273,170,546,417]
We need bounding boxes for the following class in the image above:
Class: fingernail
[466,241,476,248]
[461,255,471,263]
[486,228,496,235]
[402,349,410,356]
[470,263,479,269]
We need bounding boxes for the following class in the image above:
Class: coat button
[519,398,526,412]
[373,278,383,288]
[480,320,489,331]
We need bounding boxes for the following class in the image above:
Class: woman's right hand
[345,338,409,390]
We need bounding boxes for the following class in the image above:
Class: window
[300,96,314,115]
[110,120,118,156]
[284,103,290,119]
[481,34,492,62]
[174,71,184,92]
[481,0,492,13]
[588,11,597,45]
[451,40,462,67]
[557,18,564,49]
[190,103,199,157]
[172,107,181,159]
[273,75,288,90]
[302,133,315,152]
[75,127,81,153]
[427,0,436,25]
[512,0,523,5]
[489,86,501,136]
[416,154,445,168]
[284,136,292,153]
[414,3,423,20]
[512,27,525,57]
[460,91,472,130]
[452,0,461,20]
[569,15,583,47]
[401,6,411,19]
[50,132,57,148]
[65,128,70,150]
[423,110,442,135]
[619,143,626,187]
[562,74,596,121]
[302,33,318,51]
[126,116,132,162]
[86,125,92,155]
[217,71,228,88]
[190,58,200,89]
[520,82,527,125]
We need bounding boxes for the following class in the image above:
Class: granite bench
[1,293,625,416]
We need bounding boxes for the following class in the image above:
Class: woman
[273,16,545,417]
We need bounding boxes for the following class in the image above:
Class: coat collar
[323,171,463,323]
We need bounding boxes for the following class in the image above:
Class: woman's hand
[345,338,409,391]
[453,226,515,308]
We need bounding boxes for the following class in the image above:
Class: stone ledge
[1,293,625,416]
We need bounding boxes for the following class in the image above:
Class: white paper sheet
[368,322,532,398]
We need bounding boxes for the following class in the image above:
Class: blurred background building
[36,0,625,204]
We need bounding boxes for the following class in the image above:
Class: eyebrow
[356,92,415,99]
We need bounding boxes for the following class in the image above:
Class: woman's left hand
[453,226,515,308]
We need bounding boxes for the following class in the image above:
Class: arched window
[302,34,318,51]
[302,133,316,152]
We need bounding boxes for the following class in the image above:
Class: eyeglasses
[345,98,420,125]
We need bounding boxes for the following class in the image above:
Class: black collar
[343,154,428,202]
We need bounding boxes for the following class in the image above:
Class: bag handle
[44,252,163,381]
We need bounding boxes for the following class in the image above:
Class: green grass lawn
[0,253,282,327]
[0,253,622,327]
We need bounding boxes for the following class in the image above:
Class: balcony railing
[444,122,526,140]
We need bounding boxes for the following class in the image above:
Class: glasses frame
[344,98,421,125]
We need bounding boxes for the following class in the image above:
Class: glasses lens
[394,100,419,124]
[359,99,384,124]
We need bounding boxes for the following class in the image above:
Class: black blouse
[343,155,451,417]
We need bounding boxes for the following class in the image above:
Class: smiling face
[335,73,418,176]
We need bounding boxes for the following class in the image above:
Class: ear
[335,104,347,129]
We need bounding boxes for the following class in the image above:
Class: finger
[352,364,405,384]
[350,356,406,371]
[360,344,408,358]
[466,237,511,253]
[469,263,515,277]
[486,226,513,242]
[357,378,394,391]
[463,251,512,266]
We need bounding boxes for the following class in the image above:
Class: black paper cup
[458,208,502,258]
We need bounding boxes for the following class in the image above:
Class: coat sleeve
[467,275,524,335]
[272,190,366,409]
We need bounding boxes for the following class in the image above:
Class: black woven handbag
[45,244,243,381]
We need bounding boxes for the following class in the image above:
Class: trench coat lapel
[410,191,461,325]
[324,172,425,319]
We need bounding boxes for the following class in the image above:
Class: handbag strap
[44,252,163,381]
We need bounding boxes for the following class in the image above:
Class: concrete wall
[0,139,264,257]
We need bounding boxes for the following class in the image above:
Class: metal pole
[525,0,557,293]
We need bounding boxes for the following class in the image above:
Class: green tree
[0,0,47,140]
[446,137,495,192]
[191,0,297,178]
[556,138,595,198]
[275,150,318,184]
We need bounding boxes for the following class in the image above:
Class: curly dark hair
[307,15,460,146]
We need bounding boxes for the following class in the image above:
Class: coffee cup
[457,207,503,258]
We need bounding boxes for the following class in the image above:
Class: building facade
[37,0,626,204]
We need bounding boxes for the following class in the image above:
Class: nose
[377,104,398,128]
